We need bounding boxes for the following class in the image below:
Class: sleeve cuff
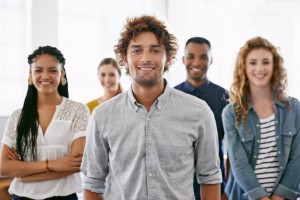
[2,137,15,148]
[72,131,86,142]
[82,173,106,194]
[273,184,300,200]
[196,170,222,184]
[243,187,268,200]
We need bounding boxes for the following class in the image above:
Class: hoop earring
[60,76,66,86]
[28,75,33,85]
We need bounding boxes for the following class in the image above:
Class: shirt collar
[248,96,286,111]
[183,79,210,93]
[127,79,170,112]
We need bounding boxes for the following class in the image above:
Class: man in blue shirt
[175,37,228,200]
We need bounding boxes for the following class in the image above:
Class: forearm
[1,159,47,178]
[201,184,221,200]
[18,171,76,183]
[83,189,103,200]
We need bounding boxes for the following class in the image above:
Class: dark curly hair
[114,15,178,75]
[17,46,68,161]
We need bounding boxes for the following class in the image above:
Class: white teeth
[254,74,265,78]
[40,82,51,85]
[140,68,153,71]
[191,68,200,72]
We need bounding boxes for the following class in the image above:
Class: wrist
[45,159,51,173]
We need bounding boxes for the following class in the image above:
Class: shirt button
[242,138,245,142]
[257,124,259,127]
[254,155,257,158]
[146,118,150,122]
[148,144,151,150]
[280,166,283,170]
[289,132,292,135]
[278,151,281,154]
[257,140,260,143]
[276,136,279,139]
[157,106,161,110]
[149,173,153,177]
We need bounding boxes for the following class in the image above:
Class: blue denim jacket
[222,97,300,200]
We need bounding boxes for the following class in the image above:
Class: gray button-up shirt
[81,81,221,200]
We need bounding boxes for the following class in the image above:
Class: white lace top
[2,97,89,199]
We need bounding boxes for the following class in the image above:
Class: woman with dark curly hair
[0,46,89,200]
[222,37,300,200]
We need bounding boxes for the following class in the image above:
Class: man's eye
[152,49,160,54]
[131,49,141,53]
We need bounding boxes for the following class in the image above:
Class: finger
[73,153,83,157]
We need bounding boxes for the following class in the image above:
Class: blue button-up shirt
[222,97,300,200]
[175,80,229,196]
[81,81,222,200]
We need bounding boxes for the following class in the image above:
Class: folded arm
[0,137,85,181]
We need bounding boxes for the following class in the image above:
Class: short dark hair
[185,37,211,49]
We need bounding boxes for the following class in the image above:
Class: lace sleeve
[2,109,21,147]
[71,103,89,140]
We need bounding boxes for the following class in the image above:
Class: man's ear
[210,57,213,66]
[165,56,172,67]
[182,56,185,65]
[123,55,127,65]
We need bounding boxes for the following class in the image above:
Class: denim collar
[248,96,286,111]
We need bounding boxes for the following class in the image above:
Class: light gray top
[81,80,221,200]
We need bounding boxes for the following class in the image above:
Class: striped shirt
[254,114,279,194]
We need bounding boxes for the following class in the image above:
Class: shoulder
[170,87,209,110]
[86,99,98,107]
[208,81,228,94]
[288,96,300,108]
[222,103,236,117]
[10,109,22,119]
[64,98,89,114]
[93,92,126,113]
[6,109,22,127]
[174,81,185,90]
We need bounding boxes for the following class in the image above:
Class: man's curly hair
[114,15,178,75]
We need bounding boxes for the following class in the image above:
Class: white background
[1,0,300,116]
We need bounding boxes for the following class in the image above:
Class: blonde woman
[86,58,122,114]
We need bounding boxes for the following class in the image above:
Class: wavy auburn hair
[230,36,288,129]
[114,15,178,75]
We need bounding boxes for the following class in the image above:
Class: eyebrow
[34,66,59,69]
[129,44,162,48]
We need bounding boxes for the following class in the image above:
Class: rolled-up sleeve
[195,103,222,184]
[81,110,108,193]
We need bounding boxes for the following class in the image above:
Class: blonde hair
[230,36,288,129]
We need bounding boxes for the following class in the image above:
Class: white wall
[1,0,300,116]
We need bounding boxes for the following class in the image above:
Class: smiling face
[98,63,120,93]
[30,54,63,95]
[245,48,274,90]
[183,42,212,85]
[124,31,169,87]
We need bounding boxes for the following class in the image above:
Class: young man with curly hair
[81,15,221,200]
